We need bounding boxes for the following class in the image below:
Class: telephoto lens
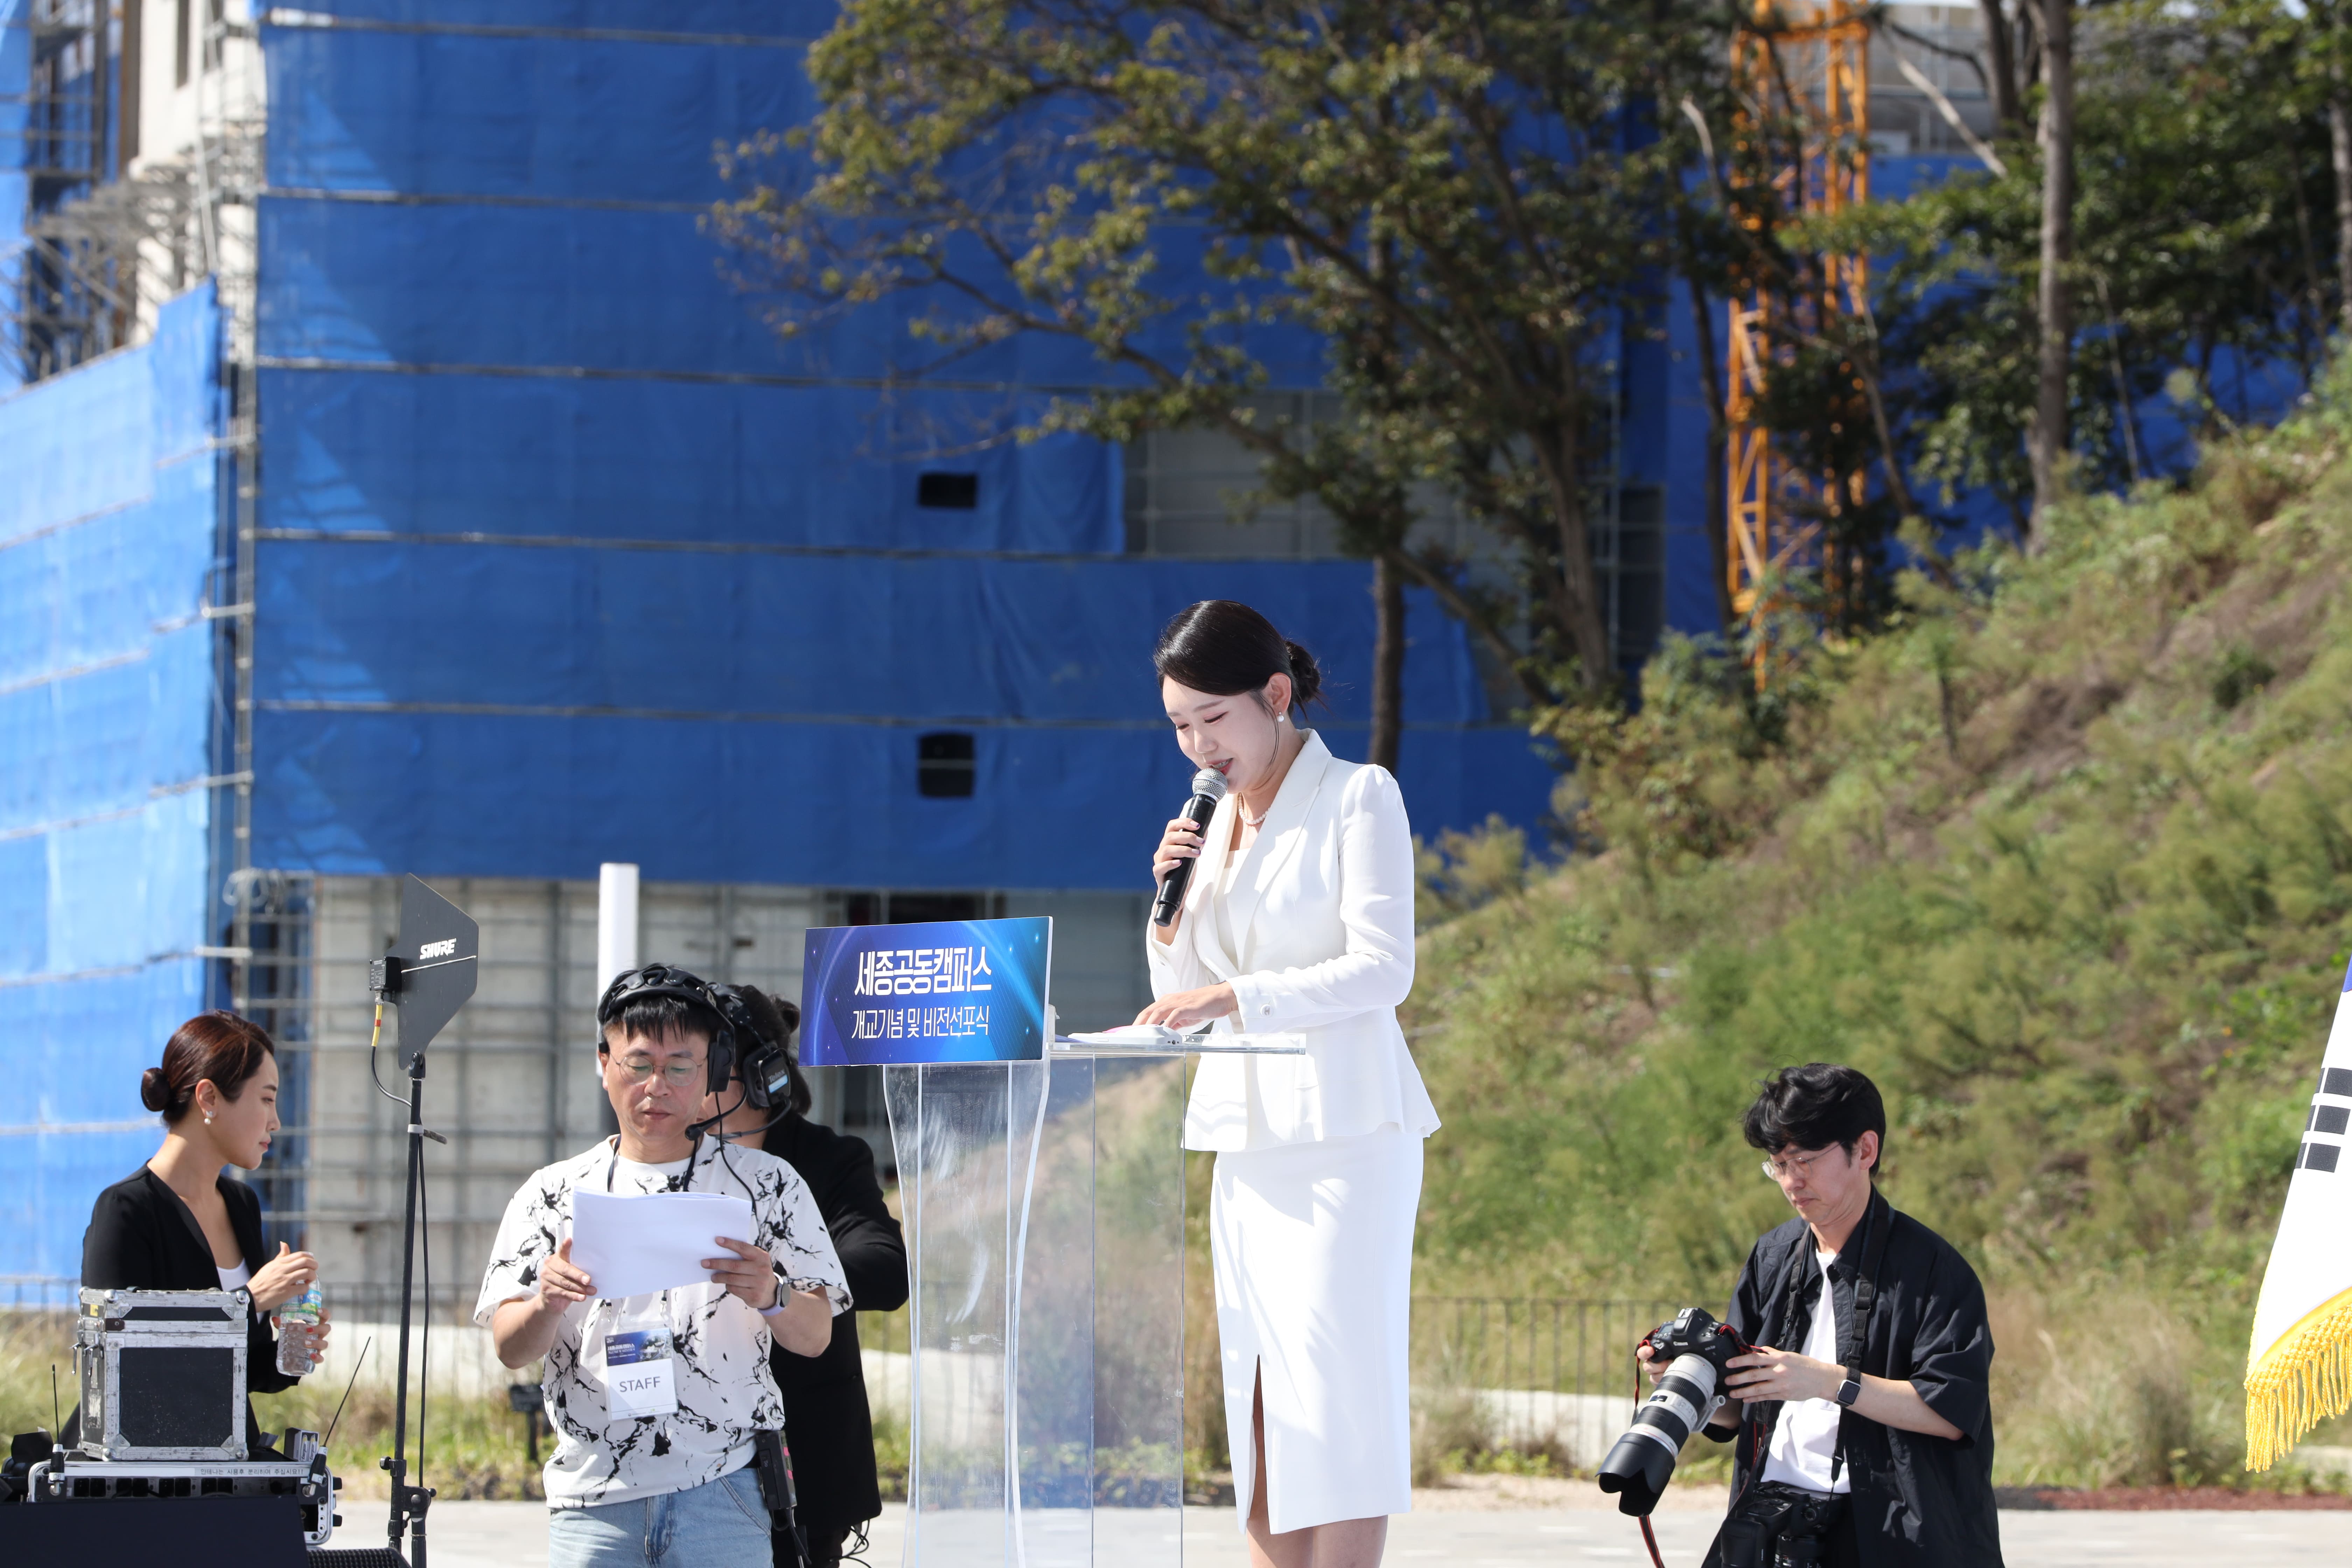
[1596,1307,1750,1516]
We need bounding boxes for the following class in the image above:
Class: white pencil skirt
[1210,1125,1424,1534]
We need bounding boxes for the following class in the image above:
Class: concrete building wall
[262,873,1149,1321]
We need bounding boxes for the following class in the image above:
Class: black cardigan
[760,1114,909,1542]
[77,1164,302,1452]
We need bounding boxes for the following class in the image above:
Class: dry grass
[1990,1286,2352,1492]
[0,1313,76,1439]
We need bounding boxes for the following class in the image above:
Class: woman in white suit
[1136,600,1438,1568]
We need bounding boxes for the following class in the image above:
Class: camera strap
[1845,1194,1892,1356]
[1829,1195,1894,1483]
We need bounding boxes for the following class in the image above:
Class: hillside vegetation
[1402,373,2352,1489]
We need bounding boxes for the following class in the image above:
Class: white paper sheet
[1065,1024,1199,1046]
[570,1189,757,1300]
[1055,1024,1307,1055]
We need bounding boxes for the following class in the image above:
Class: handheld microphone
[1153,766,1230,927]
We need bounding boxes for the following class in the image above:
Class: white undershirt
[217,1261,251,1293]
[1759,1249,1852,1495]
[612,1153,693,1186]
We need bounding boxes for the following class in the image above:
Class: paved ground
[336,1492,2352,1567]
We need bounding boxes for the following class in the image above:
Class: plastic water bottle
[276,1282,324,1376]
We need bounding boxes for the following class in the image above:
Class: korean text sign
[799,917,1050,1065]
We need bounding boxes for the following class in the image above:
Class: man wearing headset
[475,965,848,1568]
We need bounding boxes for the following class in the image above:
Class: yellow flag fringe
[2245,1284,2352,1471]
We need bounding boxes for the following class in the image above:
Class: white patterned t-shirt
[472,1136,849,1508]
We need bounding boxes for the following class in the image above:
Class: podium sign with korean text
[799,917,1051,1065]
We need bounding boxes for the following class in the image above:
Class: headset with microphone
[597,964,799,1142]
[710,985,798,1118]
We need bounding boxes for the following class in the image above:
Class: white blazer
[1146,730,1442,1150]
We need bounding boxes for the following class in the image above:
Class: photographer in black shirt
[1640,1064,2002,1568]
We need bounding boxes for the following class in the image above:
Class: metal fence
[3,1289,1675,1469]
[850,1296,1676,1397]
[1415,1297,1680,1394]
[849,1295,1682,1466]
[1412,1297,1682,1464]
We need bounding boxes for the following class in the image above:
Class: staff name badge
[603,1326,677,1420]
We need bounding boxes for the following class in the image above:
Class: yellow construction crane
[1724,0,1872,667]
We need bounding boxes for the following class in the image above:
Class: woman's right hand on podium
[248,1241,319,1312]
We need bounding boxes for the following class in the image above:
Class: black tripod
[384,1048,443,1567]
[369,875,479,1568]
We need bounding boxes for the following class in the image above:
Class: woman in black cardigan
[78,1011,329,1454]
[714,986,910,1568]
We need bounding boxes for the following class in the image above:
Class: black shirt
[78,1165,303,1453]
[1705,1190,2003,1568]
[759,1114,909,1543]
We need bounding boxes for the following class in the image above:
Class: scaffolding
[198,5,267,1019]
[1724,0,1872,661]
[7,0,119,377]
[4,2,260,380]
[4,0,271,1110]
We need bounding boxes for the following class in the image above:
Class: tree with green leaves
[1791,0,2340,533]
[712,0,1732,727]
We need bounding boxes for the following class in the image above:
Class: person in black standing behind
[78,1012,331,1455]
[707,985,909,1567]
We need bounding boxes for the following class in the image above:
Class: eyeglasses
[1760,1148,1841,1183]
[611,1057,705,1088]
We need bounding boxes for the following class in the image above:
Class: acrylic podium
[801,916,1301,1568]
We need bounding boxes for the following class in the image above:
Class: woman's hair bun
[147,1011,275,1124]
[1283,639,1324,709]
[1153,600,1330,714]
[735,985,800,1047]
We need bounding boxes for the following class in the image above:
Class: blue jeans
[547,1467,772,1568]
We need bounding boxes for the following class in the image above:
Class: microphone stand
[384,1048,444,1566]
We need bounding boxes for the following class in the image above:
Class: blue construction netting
[250,548,1547,885]
[247,4,1563,891]
[260,369,1127,555]
[0,285,224,1299]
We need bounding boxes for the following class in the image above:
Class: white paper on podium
[570,1189,756,1300]
[1064,1024,1201,1047]
[1057,1024,1308,1055]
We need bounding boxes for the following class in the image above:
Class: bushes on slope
[1404,370,2352,1485]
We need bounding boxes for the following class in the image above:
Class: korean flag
[2244,962,2352,1469]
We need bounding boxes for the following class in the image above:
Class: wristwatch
[1836,1365,1863,1407]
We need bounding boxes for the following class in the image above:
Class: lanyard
[602,1133,705,1192]
[596,1135,707,1326]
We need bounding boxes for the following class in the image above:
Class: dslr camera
[1596,1306,1751,1515]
